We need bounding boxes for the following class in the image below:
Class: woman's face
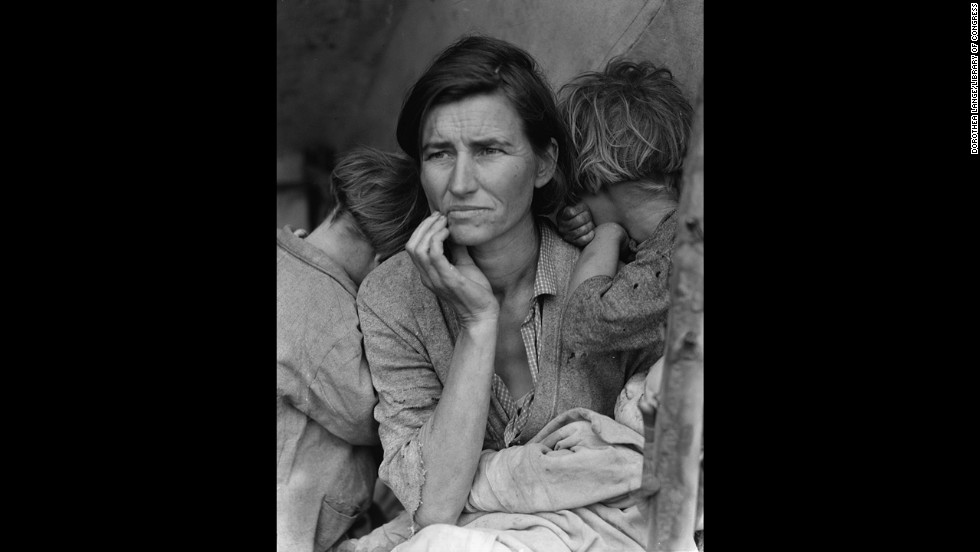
[419,92,556,248]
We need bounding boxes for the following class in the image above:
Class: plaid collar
[531,218,561,301]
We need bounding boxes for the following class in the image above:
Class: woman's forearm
[414,318,498,527]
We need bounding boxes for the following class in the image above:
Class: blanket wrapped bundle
[464,407,644,513]
[393,408,649,552]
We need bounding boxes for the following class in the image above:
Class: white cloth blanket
[392,407,648,552]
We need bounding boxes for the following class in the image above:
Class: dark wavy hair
[395,35,573,216]
[558,59,693,203]
[329,147,428,262]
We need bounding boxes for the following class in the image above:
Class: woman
[356,36,659,531]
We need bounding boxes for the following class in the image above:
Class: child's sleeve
[277,287,379,447]
[562,244,674,354]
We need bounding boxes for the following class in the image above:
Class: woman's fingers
[443,242,499,322]
[415,215,450,286]
[538,426,563,449]
[447,241,474,268]
[407,212,440,253]
[424,216,450,266]
[407,212,446,289]
[427,227,453,276]
[409,217,497,321]
[539,422,576,449]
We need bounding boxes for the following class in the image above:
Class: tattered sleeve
[277,283,379,447]
[356,292,443,521]
[561,245,674,354]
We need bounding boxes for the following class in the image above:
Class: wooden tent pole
[639,81,704,552]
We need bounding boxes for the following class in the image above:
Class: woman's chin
[447,227,488,247]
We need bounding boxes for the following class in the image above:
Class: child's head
[328,147,429,264]
[615,368,648,435]
[614,355,665,435]
[558,59,694,206]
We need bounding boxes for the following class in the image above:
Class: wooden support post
[639,82,704,552]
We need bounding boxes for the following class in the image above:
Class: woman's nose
[448,156,477,196]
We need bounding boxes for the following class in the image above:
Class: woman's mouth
[446,207,489,218]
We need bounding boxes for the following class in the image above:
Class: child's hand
[557,203,596,247]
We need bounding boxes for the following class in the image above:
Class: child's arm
[568,222,629,295]
[562,234,676,355]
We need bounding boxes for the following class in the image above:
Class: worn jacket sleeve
[277,282,379,447]
[561,244,674,355]
[356,289,443,520]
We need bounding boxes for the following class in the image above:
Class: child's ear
[534,138,558,189]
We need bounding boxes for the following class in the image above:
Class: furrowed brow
[469,137,513,149]
[421,139,453,152]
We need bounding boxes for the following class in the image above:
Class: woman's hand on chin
[407,212,499,327]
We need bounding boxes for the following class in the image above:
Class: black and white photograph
[277,1,703,551]
[32,1,980,548]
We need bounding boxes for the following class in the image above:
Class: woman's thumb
[448,241,473,266]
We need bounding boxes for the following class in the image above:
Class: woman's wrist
[459,312,499,334]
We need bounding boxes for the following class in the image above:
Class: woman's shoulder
[537,218,582,289]
[357,250,447,358]
[357,250,426,308]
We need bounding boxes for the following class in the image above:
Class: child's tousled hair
[559,59,693,203]
[329,146,428,262]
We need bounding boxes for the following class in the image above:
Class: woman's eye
[426,151,449,160]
